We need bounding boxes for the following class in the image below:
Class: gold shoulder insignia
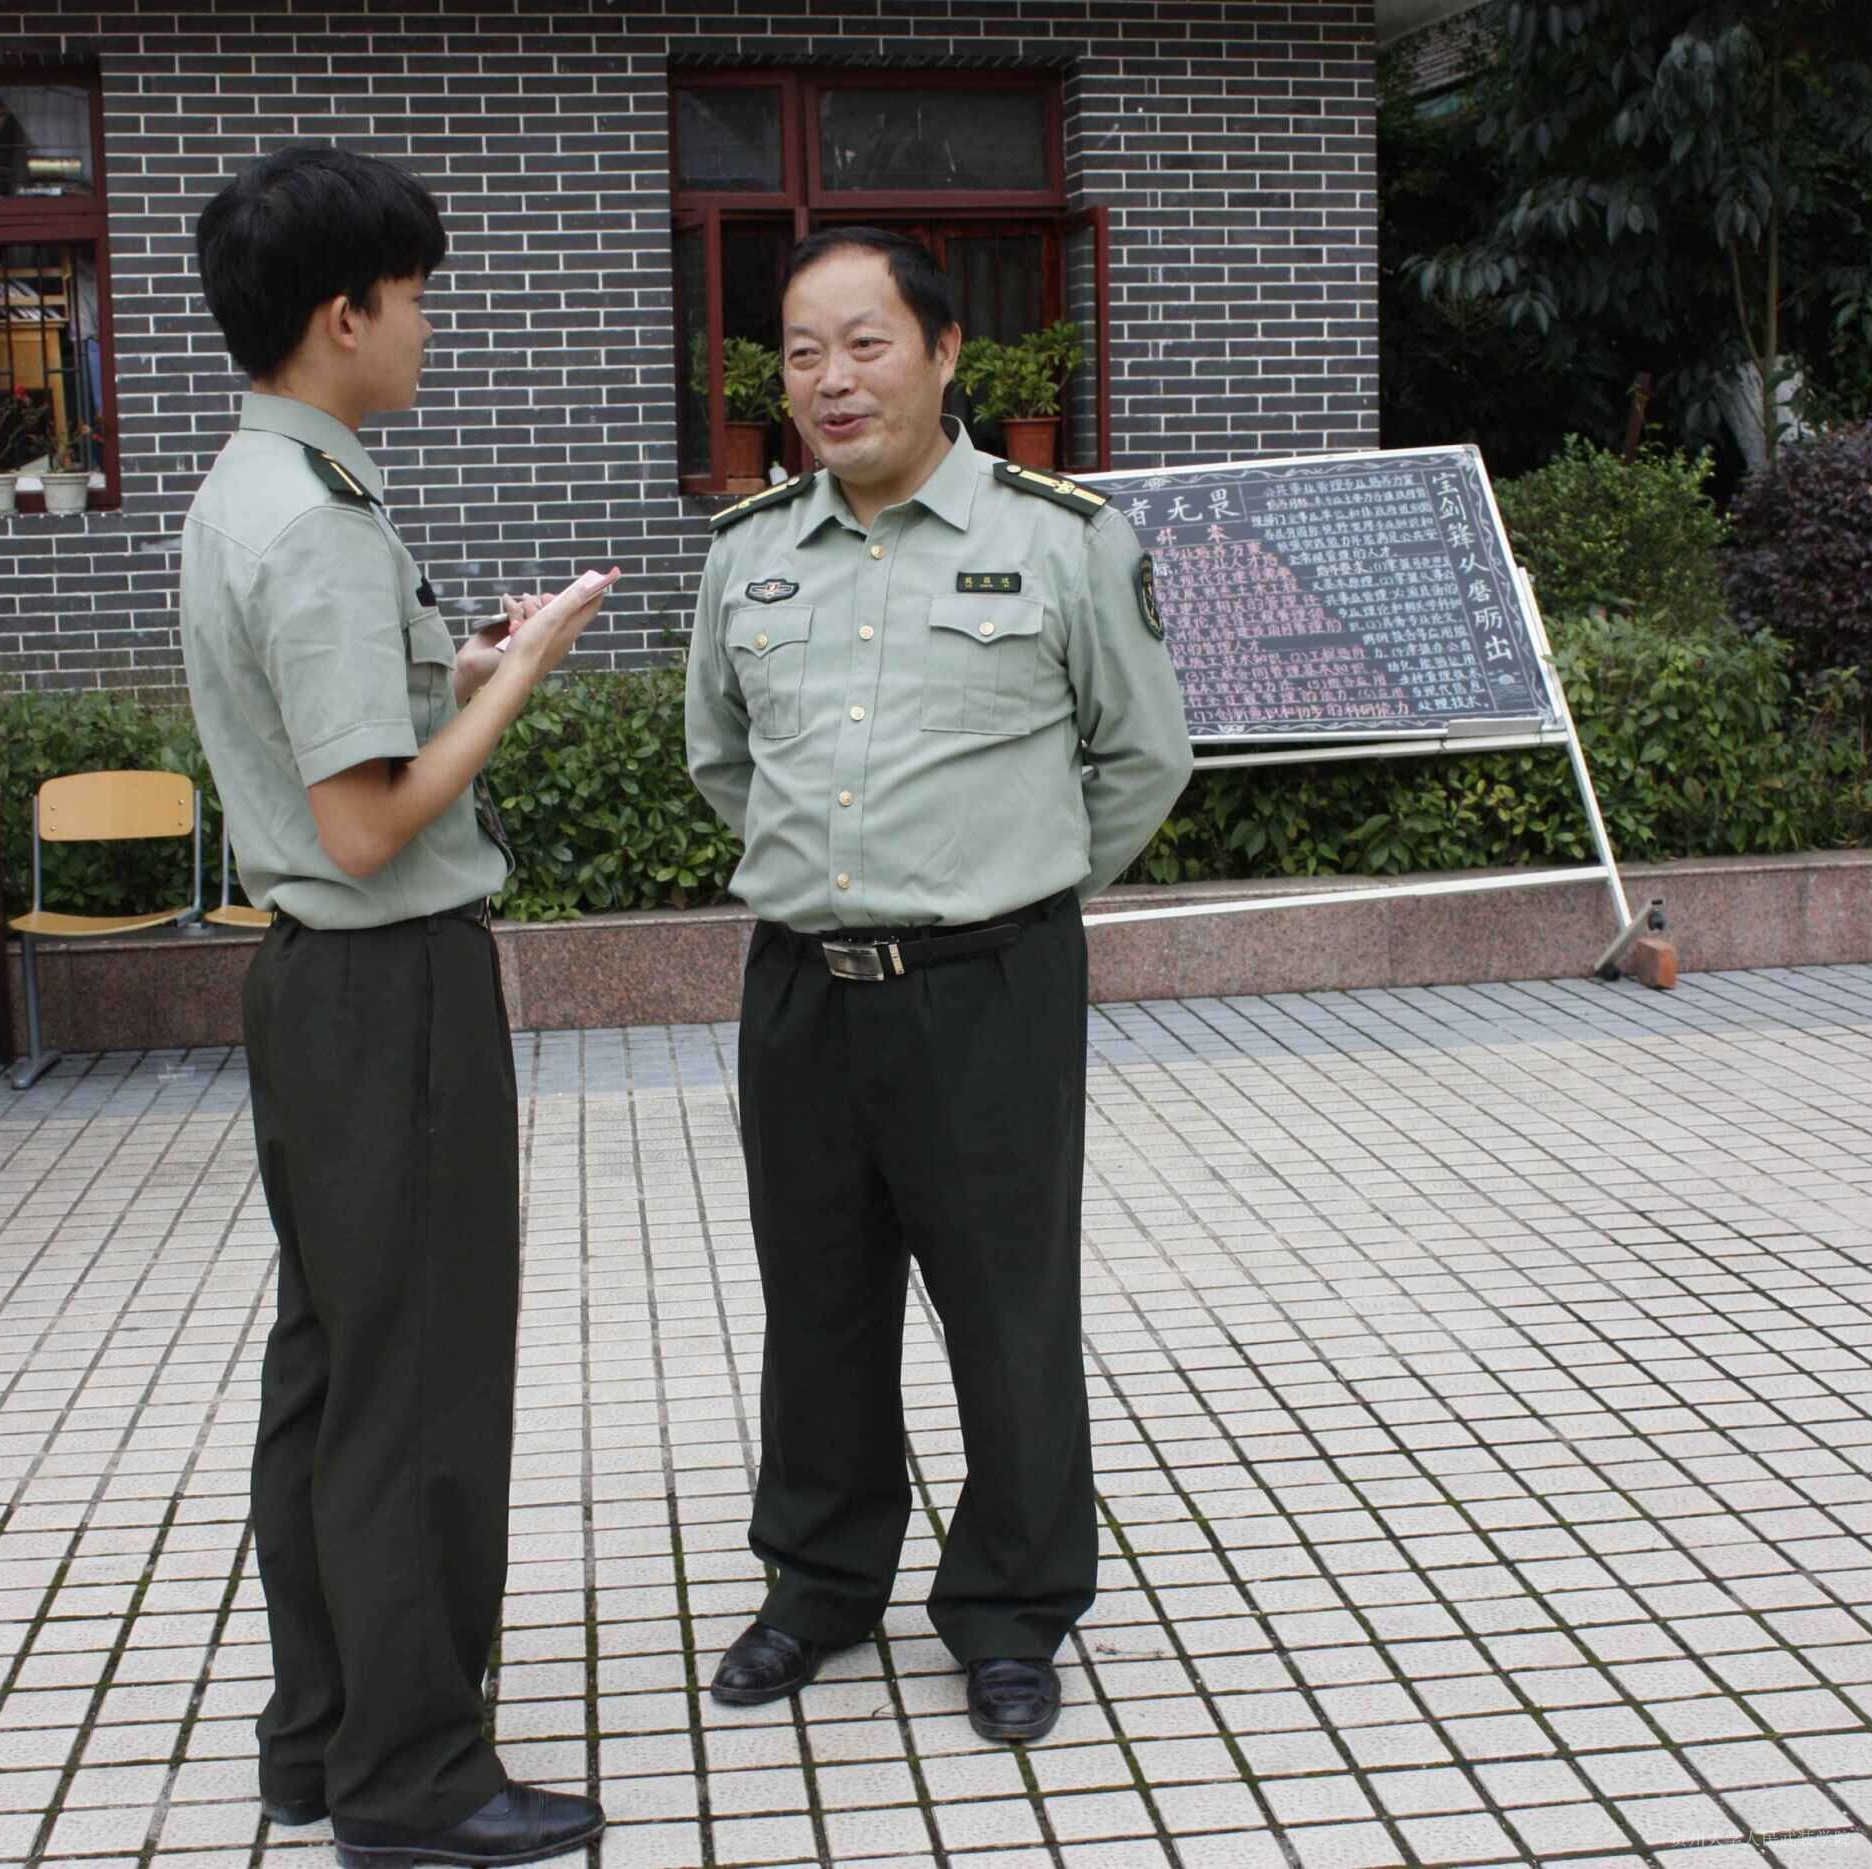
[993,460,1108,517]
[709,472,816,532]
[301,445,377,506]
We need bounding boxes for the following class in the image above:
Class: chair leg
[9,935,61,1091]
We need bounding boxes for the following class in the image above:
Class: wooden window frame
[0,63,121,510]
[671,68,1108,496]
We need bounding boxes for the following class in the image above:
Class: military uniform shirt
[181,393,509,930]
[686,420,1193,930]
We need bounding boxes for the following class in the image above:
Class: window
[0,68,119,509]
[670,70,1110,494]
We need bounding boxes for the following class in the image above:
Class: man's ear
[936,321,962,387]
[320,295,365,354]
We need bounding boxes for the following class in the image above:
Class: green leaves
[954,322,1084,423]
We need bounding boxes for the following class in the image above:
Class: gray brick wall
[1,0,1377,697]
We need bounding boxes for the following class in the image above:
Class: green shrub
[486,666,741,920]
[0,690,217,922]
[7,622,1866,928]
[1130,611,1871,885]
[1494,436,1729,632]
[1725,419,1872,686]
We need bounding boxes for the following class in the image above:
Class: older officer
[686,226,1192,1742]
[184,146,612,1865]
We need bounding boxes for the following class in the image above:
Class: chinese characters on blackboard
[1090,450,1552,740]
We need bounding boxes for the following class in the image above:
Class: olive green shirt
[180,393,508,930]
[686,420,1193,930]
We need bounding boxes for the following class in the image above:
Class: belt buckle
[823,941,887,982]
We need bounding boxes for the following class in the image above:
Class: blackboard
[1082,445,1558,744]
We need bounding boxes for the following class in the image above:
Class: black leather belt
[768,892,1066,983]
[436,897,493,930]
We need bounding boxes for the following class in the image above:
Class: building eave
[1375,0,1491,46]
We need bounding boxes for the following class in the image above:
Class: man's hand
[453,592,549,705]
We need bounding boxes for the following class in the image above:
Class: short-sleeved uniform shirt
[181,393,508,930]
[685,419,1193,931]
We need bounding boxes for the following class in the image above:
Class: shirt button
[836,873,851,890]
[849,705,865,721]
[869,544,885,559]
[858,625,875,641]
[838,790,854,807]
[979,621,996,636]
[754,632,769,649]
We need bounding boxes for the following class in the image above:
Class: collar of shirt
[238,392,386,503]
[793,413,980,548]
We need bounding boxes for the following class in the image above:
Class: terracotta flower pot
[724,421,769,492]
[1001,417,1061,471]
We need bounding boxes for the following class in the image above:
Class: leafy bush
[7,621,1867,927]
[1493,436,1729,632]
[1130,610,1871,886]
[0,689,218,921]
[1725,419,1872,683]
[484,666,740,920]
[955,322,1084,422]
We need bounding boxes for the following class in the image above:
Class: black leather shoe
[967,1658,1062,1743]
[264,1795,329,1827]
[710,1621,828,1706]
[333,1784,605,1868]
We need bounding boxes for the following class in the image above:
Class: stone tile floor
[4,967,1872,1868]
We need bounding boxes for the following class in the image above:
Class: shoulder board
[709,473,814,532]
[993,460,1108,516]
[302,445,378,506]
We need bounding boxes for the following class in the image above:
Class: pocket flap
[404,608,455,668]
[926,594,1044,644]
[728,604,813,655]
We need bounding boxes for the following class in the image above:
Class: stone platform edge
[6,850,1870,1058]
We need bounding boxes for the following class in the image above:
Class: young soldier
[183,146,612,1866]
[686,228,1193,1742]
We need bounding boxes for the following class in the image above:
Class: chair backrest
[38,770,194,843]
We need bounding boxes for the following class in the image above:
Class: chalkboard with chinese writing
[1082,446,1557,743]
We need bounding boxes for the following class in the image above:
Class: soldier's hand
[502,569,621,682]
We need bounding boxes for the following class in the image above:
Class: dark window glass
[0,84,94,198]
[945,232,1043,346]
[1,243,104,472]
[819,88,1047,193]
[676,87,784,193]
[674,224,712,478]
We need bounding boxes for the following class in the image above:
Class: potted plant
[955,320,1084,469]
[0,388,49,514]
[690,336,786,489]
[43,418,105,514]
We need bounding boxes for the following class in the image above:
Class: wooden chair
[204,820,272,929]
[8,771,202,1089]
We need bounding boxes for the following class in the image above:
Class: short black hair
[782,226,957,355]
[195,145,447,379]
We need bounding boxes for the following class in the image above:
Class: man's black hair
[195,145,447,380]
[782,226,957,354]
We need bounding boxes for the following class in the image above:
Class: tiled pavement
[5,966,1872,1869]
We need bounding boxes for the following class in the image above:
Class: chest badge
[745,578,801,604]
[957,572,1023,594]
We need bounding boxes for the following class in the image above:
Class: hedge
[5,609,1867,926]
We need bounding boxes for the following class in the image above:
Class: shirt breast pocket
[920,595,1046,736]
[727,605,813,739]
[403,607,456,744]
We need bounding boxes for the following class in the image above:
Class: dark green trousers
[738,890,1096,1664]
[242,912,516,1829]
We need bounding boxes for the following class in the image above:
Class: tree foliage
[1407,0,1872,455]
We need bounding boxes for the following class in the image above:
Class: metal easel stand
[1083,570,1657,980]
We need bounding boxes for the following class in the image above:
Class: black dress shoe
[967,1658,1062,1743]
[333,1784,605,1868]
[710,1621,829,1706]
[263,1794,329,1827]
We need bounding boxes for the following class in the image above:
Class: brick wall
[1,0,1377,697]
